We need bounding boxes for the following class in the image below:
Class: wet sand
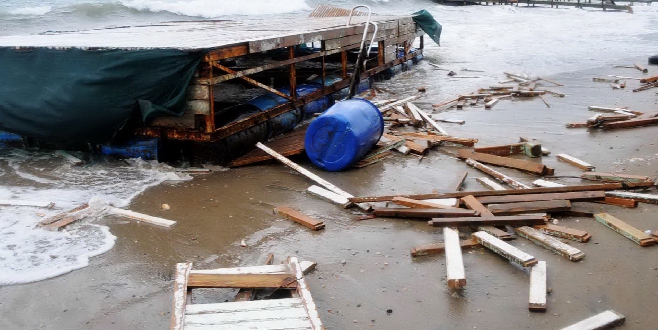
[2,61,658,329]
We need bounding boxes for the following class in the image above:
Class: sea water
[0,0,657,285]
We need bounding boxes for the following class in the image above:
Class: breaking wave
[121,0,312,17]
[7,5,52,16]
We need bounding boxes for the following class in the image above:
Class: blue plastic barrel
[100,138,159,160]
[304,99,384,171]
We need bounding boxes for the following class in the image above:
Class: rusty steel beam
[212,62,292,100]
[205,44,249,61]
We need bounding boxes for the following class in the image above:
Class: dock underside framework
[134,16,425,146]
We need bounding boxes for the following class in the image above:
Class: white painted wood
[299,261,317,275]
[409,102,449,136]
[443,227,466,289]
[172,262,192,330]
[404,102,425,121]
[393,105,408,117]
[378,94,423,112]
[307,185,351,208]
[484,98,500,109]
[290,257,324,330]
[466,159,531,190]
[532,179,566,188]
[561,310,626,330]
[108,207,176,228]
[528,261,547,312]
[473,231,537,267]
[184,308,309,325]
[425,198,460,207]
[0,200,54,208]
[190,264,290,275]
[476,177,506,191]
[185,318,313,330]
[186,298,303,315]
[55,150,83,165]
[556,154,595,171]
[515,227,585,261]
[605,191,658,203]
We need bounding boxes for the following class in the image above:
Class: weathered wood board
[458,150,549,175]
[444,228,466,289]
[529,261,547,312]
[411,238,479,257]
[429,215,546,228]
[275,206,325,230]
[594,213,656,246]
[534,224,591,242]
[473,231,538,267]
[560,310,626,330]
[487,200,572,215]
[515,226,585,261]
[477,191,605,204]
[373,208,478,218]
[556,154,595,171]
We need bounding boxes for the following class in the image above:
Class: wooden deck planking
[186,298,303,315]
[228,128,307,167]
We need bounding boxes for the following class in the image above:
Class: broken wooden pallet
[171,257,324,330]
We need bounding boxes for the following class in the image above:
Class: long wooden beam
[428,215,546,227]
[473,231,538,267]
[477,191,604,204]
[373,208,478,218]
[487,200,572,215]
[444,227,466,289]
[212,62,292,100]
[458,150,550,175]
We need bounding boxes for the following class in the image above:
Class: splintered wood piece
[602,116,658,129]
[556,154,595,171]
[515,226,585,261]
[171,262,192,330]
[560,310,626,330]
[403,102,423,127]
[411,238,479,257]
[444,228,466,289]
[465,159,531,190]
[391,197,458,209]
[476,177,507,191]
[461,195,513,240]
[477,191,605,204]
[393,132,477,147]
[373,208,478,218]
[594,213,656,246]
[108,207,176,228]
[532,179,565,188]
[595,196,638,208]
[529,261,547,312]
[473,231,538,267]
[581,172,652,184]
[459,150,549,175]
[275,206,325,230]
[38,203,90,229]
[534,224,591,242]
[605,191,658,204]
[409,102,450,135]
[448,171,468,191]
[428,215,546,228]
[475,143,542,158]
[405,140,429,155]
[487,200,572,216]
[634,62,648,73]
[307,185,352,208]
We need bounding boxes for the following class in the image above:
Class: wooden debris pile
[566,106,658,130]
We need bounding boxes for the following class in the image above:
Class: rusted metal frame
[212,62,292,101]
[204,44,249,61]
[289,47,297,101]
[137,50,422,142]
[204,61,215,132]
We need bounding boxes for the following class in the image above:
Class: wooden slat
[556,154,595,171]
[38,203,90,230]
[191,264,290,275]
[477,191,605,204]
[461,195,513,240]
[465,159,531,190]
[474,143,542,158]
[594,213,656,246]
[602,116,658,129]
[515,226,585,261]
[187,273,297,288]
[411,238,479,257]
[171,262,192,330]
[373,208,478,218]
[487,200,572,215]
[560,310,626,330]
[108,207,177,228]
[307,185,352,208]
[476,177,506,191]
[186,298,303,315]
[595,196,638,208]
[444,228,466,289]
[473,231,538,267]
[428,215,546,228]
[233,254,275,302]
[534,224,591,242]
[605,191,658,204]
[228,127,307,167]
[275,206,325,230]
[529,261,547,312]
[391,197,458,209]
[289,257,324,330]
[447,171,469,191]
[581,172,653,183]
[185,318,313,330]
[184,308,309,326]
[458,150,549,175]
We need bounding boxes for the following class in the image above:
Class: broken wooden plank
[394,132,477,147]
[595,196,638,208]
[605,191,658,204]
[55,150,83,166]
[37,203,90,228]
[429,215,546,228]
[405,140,429,155]
[594,213,656,246]
[228,128,307,167]
[256,142,371,211]
[565,122,590,128]
[640,75,658,84]
[444,227,466,289]
[274,206,325,230]
[560,310,626,330]
[528,261,547,312]
[488,200,572,216]
[476,177,507,191]
[373,208,478,218]
[465,159,531,190]
[633,81,658,92]
[187,272,297,289]
[461,195,513,240]
[458,150,549,175]
[404,102,425,128]
[532,179,565,188]
[411,238,479,257]
[0,200,54,208]
[602,116,658,129]
[171,262,192,330]
[448,171,468,191]
[556,154,595,171]
[634,62,648,73]
[534,224,591,242]
[474,143,542,158]
[477,191,605,204]
[391,197,458,209]
[588,106,644,116]
[234,254,275,302]
[515,226,585,261]
[472,231,538,267]
[581,172,653,184]
[108,207,176,228]
[307,185,352,208]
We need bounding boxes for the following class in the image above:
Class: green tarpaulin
[0,48,204,143]
[412,10,442,46]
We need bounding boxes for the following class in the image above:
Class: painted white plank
[0,200,54,208]
[473,231,538,267]
[290,257,324,330]
[307,185,351,208]
[476,177,506,191]
[184,308,309,325]
[529,261,547,312]
[190,264,290,275]
[185,318,313,330]
[443,227,466,289]
[172,262,192,330]
[186,298,303,315]
[108,207,176,228]
[410,102,450,136]
[466,159,531,190]
[425,198,460,207]
[515,227,585,261]
[556,154,595,171]
[532,179,566,188]
[605,191,658,204]
[561,310,626,330]
[299,261,317,275]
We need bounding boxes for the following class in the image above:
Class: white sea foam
[121,0,311,17]
[8,5,52,16]
[0,149,191,286]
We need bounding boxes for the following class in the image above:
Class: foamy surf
[121,0,312,17]
[7,5,52,16]
[0,149,191,285]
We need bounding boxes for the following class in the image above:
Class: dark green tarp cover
[412,10,442,46]
[0,48,204,143]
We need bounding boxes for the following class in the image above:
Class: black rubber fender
[649,55,658,65]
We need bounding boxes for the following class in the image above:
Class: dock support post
[289,47,297,100]
[378,40,385,67]
[341,50,348,79]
